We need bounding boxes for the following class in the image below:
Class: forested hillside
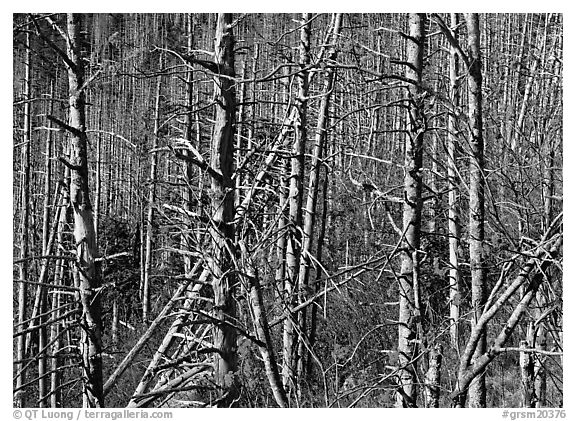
[12,13,563,408]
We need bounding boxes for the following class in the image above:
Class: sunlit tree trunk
[447,12,462,351]
[465,13,487,408]
[396,13,425,408]
[282,13,310,396]
[55,13,105,407]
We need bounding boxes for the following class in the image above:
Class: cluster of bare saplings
[13,13,562,408]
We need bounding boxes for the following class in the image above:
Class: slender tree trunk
[181,13,196,275]
[209,13,238,406]
[465,13,487,408]
[275,64,291,303]
[282,13,311,396]
[94,93,103,244]
[295,12,342,389]
[143,54,163,322]
[396,13,425,408]
[533,145,553,408]
[235,60,247,215]
[65,13,104,407]
[38,80,57,408]
[14,28,32,409]
[447,12,462,351]
[532,62,556,406]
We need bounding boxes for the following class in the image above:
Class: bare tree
[447,12,462,351]
[396,13,425,408]
[465,12,487,408]
[14,25,32,409]
[142,53,164,322]
[282,12,311,395]
[209,13,238,406]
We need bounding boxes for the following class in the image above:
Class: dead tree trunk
[14,27,32,409]
[209,13,238,406]
[53,13,105,407]
[38,80,56,408]
[465,13,487,408]
[520,337,536,407]
[447,12,462,351]
[143,54,163,322]
[295,12,342,388]
[396,13,425,408]
[282,13,311,396]
[425,344,443,407]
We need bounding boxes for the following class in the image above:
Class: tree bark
[425,344,443,408]
[447,12,462,351]
[282,13,311,395]
[465,13,487,408]
[396,13,425,408]
[520,338,535,407]
[209,13,238,406]
[65,13,104,407]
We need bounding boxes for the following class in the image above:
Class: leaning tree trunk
[64,13,104,408]
[295,11,342,385]
[209,13,238,406]
[396,13,426,408]
[465,13,487,408]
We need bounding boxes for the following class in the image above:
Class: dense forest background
[12,13,563,408]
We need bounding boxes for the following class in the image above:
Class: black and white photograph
[11,11,565,411]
